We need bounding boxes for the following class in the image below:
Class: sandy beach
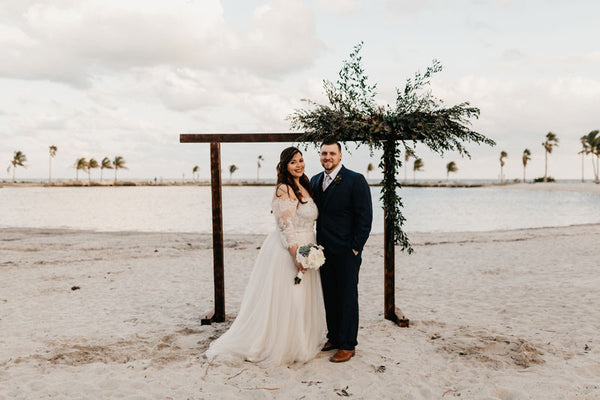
[1,217,599,399]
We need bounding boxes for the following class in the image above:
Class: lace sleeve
[272,190,299,249]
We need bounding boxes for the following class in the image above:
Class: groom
[310,137,373,363]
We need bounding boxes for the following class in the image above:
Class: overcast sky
[1,0,599,182]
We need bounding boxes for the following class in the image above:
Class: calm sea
[1,186,599,234]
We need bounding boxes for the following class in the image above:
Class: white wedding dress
[205,196,327,367]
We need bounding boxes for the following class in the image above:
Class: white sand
[1,224,599,399]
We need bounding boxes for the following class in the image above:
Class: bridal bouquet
[294,243,325,284]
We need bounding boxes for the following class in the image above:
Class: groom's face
[320,144,342,173]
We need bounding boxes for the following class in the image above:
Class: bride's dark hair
[276,147,313,204]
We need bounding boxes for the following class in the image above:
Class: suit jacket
[310,166,373,253]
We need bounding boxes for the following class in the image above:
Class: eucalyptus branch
[288,44,495,252]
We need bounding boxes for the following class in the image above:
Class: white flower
[308,251,318,266]
[294,243,326,283]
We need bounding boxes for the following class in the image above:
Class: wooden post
[384,212,408,327]
[383,140,409,327]
[203,142,225,324]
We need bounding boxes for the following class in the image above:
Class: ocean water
[1,186,599,234]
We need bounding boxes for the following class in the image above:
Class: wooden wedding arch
[180,133,409,328]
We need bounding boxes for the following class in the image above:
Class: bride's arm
[272,184,305,273]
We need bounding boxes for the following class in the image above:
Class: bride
[205,147,327,367]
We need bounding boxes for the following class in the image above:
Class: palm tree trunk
[49,156,52,184]
[544,149,548,182]
[581,152,585,183]
[114,168,117,184]
[523,166,526,183]
[100,168,103,182]
[12,166,15,182]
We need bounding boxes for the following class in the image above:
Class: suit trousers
[319,246,361,350]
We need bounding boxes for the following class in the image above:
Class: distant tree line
[7,131,600,184]
[74,155,127,183]
[6,145,127,184]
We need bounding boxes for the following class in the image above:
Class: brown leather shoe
[321,342,336,351]
[329,349,355,362]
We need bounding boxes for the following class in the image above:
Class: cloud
[0,0,322,87]
[317,0,359,16]
[501,48,525,61]
[228,0,323,76]
[0,24,37,47]
[465,16,497,33]
[0,1,226,86]
[148,67,228,112]
[425,72,600,178]
[374,0,432,18]
[583,51,600,62]
[493,0,517,6]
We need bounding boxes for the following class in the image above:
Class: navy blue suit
[310,166,372,350]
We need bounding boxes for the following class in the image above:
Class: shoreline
[2,220,600,237]
[1,224,599,398]
[2,180,600,192]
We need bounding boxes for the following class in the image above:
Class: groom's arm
[350,174,372,253]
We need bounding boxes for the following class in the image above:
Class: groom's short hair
[320,136,342,152]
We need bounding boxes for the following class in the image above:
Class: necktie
[323,174,332,191]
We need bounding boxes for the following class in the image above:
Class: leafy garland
[288,42,495,253]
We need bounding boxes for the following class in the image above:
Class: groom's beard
[321,161,340,174]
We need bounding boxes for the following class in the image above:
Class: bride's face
[287,152,305,179]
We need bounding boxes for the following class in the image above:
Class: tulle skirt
[205,230,327,367]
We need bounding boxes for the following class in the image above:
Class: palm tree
[578,136,590,183]
[256,155,264,182]
[113,156,127,184]
[499,151,507,183]
[9,151,27,182]
[412,158,424,183]
[100,157,113,182]
[594,131,600,184]
[48,145,57,184]
[583,130,600,184]
[367,162,374,179]
[193,165,200,182]
[542,131,559,182]
[404,148,415,183]
[229,164,238,182]
[446,161,457,182]
[522,149,531,183]
[74,158,87,182]
[87,158,98,183]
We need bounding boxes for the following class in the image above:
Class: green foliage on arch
[289,43,495,253]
